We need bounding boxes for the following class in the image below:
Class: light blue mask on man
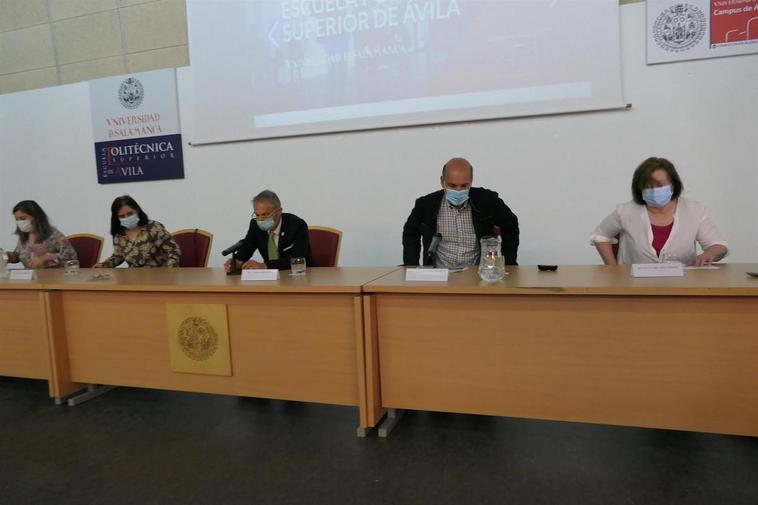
[256,218,275,231]
[445,188,470,206]
[642,185,673,207]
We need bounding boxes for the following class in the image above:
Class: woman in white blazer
[591,157,728,266]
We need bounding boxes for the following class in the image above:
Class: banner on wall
[89,68,184,184]
[647,1,758,64]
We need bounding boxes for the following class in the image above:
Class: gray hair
[252,190,281,209]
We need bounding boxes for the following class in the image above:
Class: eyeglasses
[252,209,279,221]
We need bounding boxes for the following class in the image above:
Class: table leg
[67,384,115,406]
[377,408,404,437]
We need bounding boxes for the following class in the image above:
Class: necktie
[267,232,279,261]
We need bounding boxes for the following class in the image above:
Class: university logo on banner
[89,68,184,184]
[647,1,758,64]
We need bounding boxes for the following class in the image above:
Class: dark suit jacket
[236,213,314,270]
[402,187,519,266]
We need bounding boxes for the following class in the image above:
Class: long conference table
[0,267,397,434]
[2,264,758,437]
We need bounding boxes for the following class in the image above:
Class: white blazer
[590,198,728,264]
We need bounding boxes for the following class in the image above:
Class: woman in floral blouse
[6,200,77,269]
[94,195,181,268]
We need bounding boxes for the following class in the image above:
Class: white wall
[1,3,757,266]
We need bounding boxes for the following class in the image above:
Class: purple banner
[95,133,184,184]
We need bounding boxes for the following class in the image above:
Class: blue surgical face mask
[642,185,673,207]
[445,188,469,206]
[256,218,275,232]
[119,214,140,229]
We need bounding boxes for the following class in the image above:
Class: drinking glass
[290,257,306,275]
[64,259,80,275]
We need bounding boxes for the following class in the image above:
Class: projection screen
[187,0,625,143]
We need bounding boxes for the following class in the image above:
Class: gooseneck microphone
[427,233,442,263]
[221,240,245,256]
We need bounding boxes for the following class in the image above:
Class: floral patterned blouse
[101,220,181,268]
[13,227,77,269]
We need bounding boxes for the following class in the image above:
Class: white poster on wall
[647,1,758,64]
[89,68,184,184]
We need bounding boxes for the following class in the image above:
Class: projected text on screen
[188,0,624,142]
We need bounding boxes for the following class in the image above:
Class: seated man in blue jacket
[224,189,313,271]
[403,157,519,267]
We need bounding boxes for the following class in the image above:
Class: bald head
[441,157,473,190]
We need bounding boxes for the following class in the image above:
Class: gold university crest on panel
[166,304,231,376]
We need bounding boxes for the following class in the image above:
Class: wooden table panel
[367,264,758,437]
[62,291,360,405]
[0,291,49,380]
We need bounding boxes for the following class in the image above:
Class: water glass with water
[290,257,306,275]
[64,259,80,275]
[0,249,8,278]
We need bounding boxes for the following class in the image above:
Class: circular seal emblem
[177,317,218,361]
[653,4,706,52]
[118,77,144,109]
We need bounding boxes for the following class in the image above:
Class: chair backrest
[308,226,342,267]
[67,234,104,268]
[612,234,620,260]
[171,228,214,267]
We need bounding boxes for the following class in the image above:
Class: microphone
[427,233,442,260]
[221,240,245,256]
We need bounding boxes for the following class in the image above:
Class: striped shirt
[435,197,479,268]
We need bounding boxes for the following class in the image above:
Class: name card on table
[241,269,279,281]
[9,270,35,280]
[405,268,449,282]
[631,262,684,278]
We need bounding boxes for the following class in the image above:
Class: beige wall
[0,0,188,94]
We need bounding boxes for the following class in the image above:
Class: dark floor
[1,378,757,505]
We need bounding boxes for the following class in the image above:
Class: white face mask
[119,214,140,229]
[16,219,32,233]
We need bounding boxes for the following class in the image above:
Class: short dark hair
[109,195,149,236]
[12,200,52,243]
[631,157,683,205]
